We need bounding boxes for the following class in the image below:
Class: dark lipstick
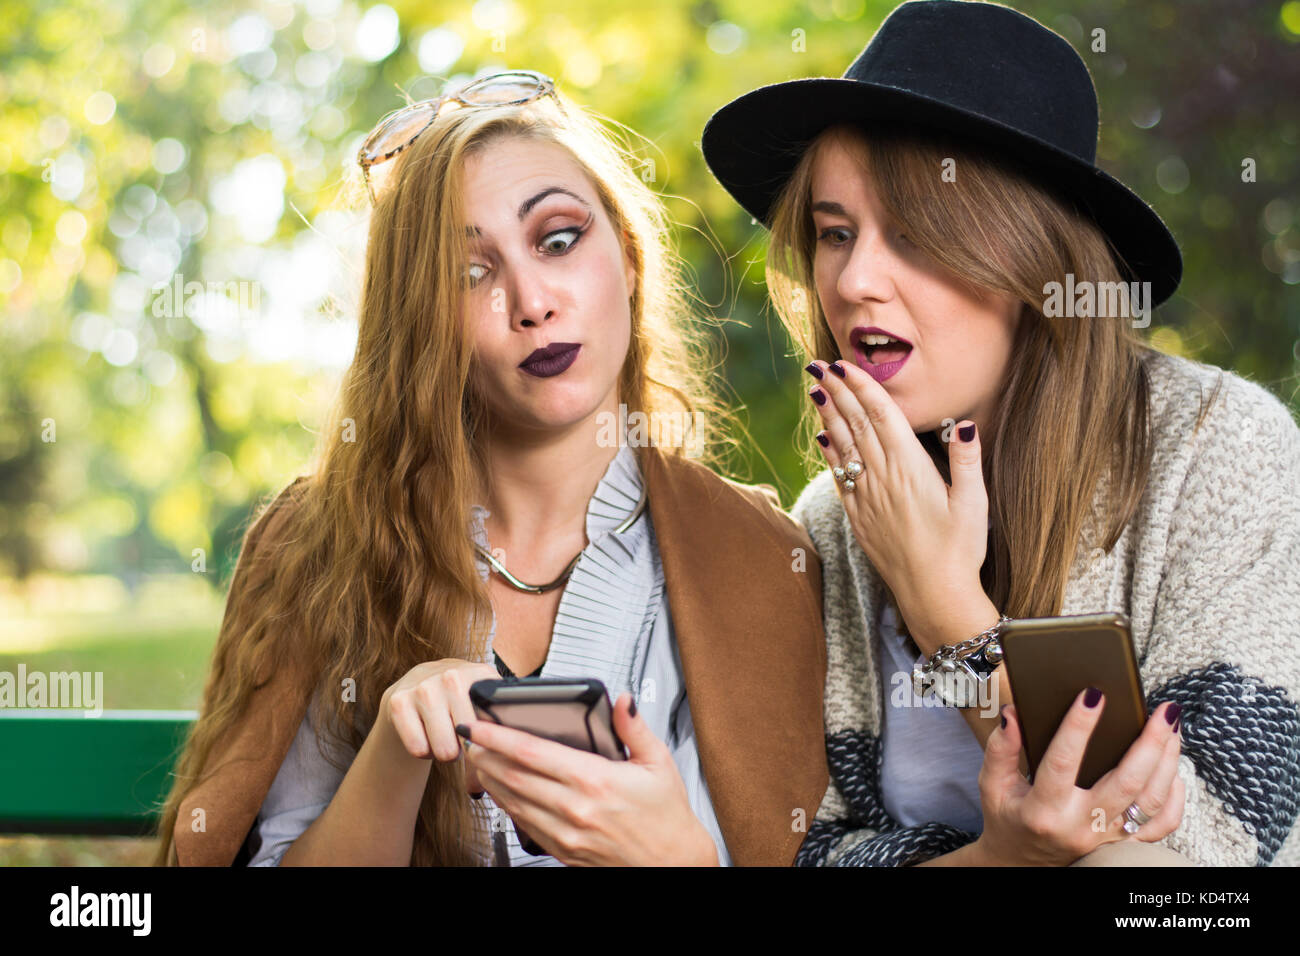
[519,342,581,378]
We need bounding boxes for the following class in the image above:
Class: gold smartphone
[999,612,1147,788]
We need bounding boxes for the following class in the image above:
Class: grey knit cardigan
[790,348,1300,867]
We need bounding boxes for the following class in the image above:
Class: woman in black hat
[703,1,1300,866]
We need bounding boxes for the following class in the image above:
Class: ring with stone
[834,459,864,492]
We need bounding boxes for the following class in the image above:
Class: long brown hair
[765,123,1223,623]
[154,89,729,866]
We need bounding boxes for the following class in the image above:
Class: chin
[510,390,613,433]
[903,407,946,438]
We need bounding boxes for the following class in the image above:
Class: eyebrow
[810,200,849,217]
[465,186,592,237]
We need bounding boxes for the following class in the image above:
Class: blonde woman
[154,71,828,867]
[703,1,1300,866]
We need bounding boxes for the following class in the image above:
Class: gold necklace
[473,485,649,594]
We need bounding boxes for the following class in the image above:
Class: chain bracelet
[912,613,1012,699]
[930,614,1011,661]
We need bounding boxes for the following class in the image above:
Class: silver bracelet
[911,614,1012,703]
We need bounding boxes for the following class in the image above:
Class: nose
[836,227,897,305]
[508,258,558,330]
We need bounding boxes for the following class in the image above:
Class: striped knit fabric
[790,348,1300,867]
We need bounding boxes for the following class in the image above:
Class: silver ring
[1125,802,1152,825]
[1122,802,1151,834]
[833,460,864,492]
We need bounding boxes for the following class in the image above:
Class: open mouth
[857,339,913,365]
[850,326,913,382]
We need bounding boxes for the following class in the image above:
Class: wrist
[689,826,720,866]
[964,836,1002,866]
[372,695,438,772]
[904,588,1001,659]
[916,836,996,866]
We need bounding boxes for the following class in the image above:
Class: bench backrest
[0,710,197,836]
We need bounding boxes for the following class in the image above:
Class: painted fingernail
[471,790,485,800]
[829,362,846,378]
[816,432,830,448]
[1172,716,1181,735]
[959,423,976,442]
[455,723,471,741]
[804,362,823,380]
[1083,686,1102,708]
[999,704,1007,728]
[629,697,638,718]
[810,388,827,406]
[1164,702,1182,726]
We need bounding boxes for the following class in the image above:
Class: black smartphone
[999,612,1148,788]
[468,677,628,856]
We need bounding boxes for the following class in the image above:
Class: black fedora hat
[701,0,1182,306]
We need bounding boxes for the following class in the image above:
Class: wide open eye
[539,227,582,255]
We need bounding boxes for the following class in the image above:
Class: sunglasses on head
[356,70,559,203]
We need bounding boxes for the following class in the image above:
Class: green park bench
[0,710,196,837]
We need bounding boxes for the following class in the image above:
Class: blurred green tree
[0,0,1295,589]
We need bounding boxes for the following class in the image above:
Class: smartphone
[468,677,628,760]
[468,677,628,857]
[998,612,1147,788]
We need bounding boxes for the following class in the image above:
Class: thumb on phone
[612,692,664,764]
[981,703,1026,797]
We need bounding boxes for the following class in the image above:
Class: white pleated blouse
[244,442,732,866]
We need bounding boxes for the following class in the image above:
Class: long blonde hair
[765,124,1223,623]
[154,88,728,866]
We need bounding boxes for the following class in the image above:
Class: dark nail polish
[959,423,975,442]
[816,432,830,448]
[810,388,826,406]
[629,697,638,718]
[455,723,471,741]
[1172,716,1181,735]
[999,704,1007,729]
[804,362,823,380]
[829,362,847,378]
[471,790,485,800]
[1083,686,1102,708]
[1164,702,1182,726]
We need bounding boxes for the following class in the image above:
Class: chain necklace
[473,484,649,594]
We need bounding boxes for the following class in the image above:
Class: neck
[476,393,622,556]
[931,405,994,463]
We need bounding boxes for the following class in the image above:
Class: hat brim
[701,78,1182,306]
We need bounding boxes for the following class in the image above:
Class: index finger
[442,665,494,744]
[459,719,604,785]
[1031,686,1105,803]
[819,359,916,468]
